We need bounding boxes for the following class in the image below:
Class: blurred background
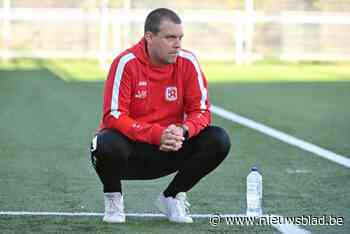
[1,0,350,67]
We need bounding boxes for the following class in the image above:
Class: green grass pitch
[0,59,349,233]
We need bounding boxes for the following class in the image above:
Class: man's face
[145,20,184,65]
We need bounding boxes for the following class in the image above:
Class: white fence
[1,7,350,65]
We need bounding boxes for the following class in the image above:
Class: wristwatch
[180,125,189,140]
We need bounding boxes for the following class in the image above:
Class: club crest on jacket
[165,86,177,101]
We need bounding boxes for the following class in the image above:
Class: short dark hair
[144,8,182,34]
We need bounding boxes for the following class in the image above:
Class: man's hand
[159,124,185,152]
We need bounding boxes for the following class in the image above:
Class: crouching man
[90,8,231,223]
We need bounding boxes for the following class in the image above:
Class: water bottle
[246,166,262,216]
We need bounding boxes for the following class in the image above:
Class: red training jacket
[99,38,211,145]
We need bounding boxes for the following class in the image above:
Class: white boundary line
[0,211,309,234]
[211,105,350,168]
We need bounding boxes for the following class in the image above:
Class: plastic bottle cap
[251,166,258,171]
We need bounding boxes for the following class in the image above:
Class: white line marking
[211,105,350,168]
[0,211,309,234]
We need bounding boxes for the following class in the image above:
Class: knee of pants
[202,126,231,159]
[93,129,131,164]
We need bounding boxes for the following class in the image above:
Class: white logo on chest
[135,90,147,99]
[165,87,177,101]
[138,81,147,86]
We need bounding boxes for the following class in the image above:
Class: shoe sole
[103,217,126,223]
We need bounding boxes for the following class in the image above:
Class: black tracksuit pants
[90,126,231,197]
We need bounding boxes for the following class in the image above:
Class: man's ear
[144,31,153,44]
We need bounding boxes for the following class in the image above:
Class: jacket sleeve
[183,56,212,138]
[102,57,165,145]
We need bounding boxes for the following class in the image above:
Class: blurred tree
[109,0,124,8]
[6,0,350,11]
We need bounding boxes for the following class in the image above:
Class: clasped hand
[159,124,185,152]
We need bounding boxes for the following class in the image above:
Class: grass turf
[0,59,349,233]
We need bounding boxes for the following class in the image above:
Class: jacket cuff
[183,121,196,138]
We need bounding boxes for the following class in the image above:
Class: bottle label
[247,182,259,194]
[247,182,260,209]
